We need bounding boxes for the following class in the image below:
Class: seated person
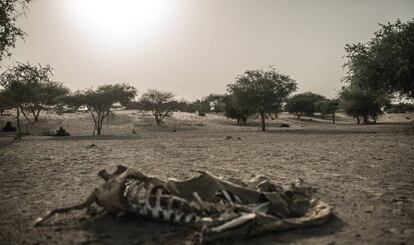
[2,121,16,132]
[52,126,70,136]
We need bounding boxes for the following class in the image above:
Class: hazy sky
[5,0,414,100]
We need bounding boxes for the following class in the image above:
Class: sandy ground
[0,110,413,245]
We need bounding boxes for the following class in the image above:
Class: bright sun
[65,0,175,47]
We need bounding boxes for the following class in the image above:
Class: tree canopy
[227,68,297,131]
[285,92,325,119]
[0,88,12,114]
[139,89,176,125]
[315,98,339,123]
[0,0,31,61]
[65,84,136,135]
[203,93,226,113]
[0,63,67,122]
[344,19,414,99]
[0,62,66,137]
[339,85,389,124]
[222,94,254,125]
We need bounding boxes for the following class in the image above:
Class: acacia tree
[227,68,297,131]
[191,99,210,115]
[285,92,325,119]
[344,19,414,99]
[0,63,55,138]
[0,78,31,138]
[0,0,31,61]
[0,63,65,122]
[222,94,254,125]
[0,89,12,114]
[30,80,69,120]
[65,84,136,135]
[204,93,226,113]
[315,98,339,124]
[139,89,176,125]
[339,86,388,124]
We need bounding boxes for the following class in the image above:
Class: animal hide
[34,166,332,243]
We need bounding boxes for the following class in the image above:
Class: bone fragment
[174,212,184,223]
[167,195,174,209]
[233,194,242,204]
[155,188,163,209]
[123,184,130,197]
[145,183,153,205]
[251,201,270,213]
[162,209,173,221]
[221,190,234,204]
[210,212,256,233]
[193,192,203,205]
[34,192,96,226]
[185,214,195,223]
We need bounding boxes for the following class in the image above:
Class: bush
[385,103,414,113]
[285,92,325,119]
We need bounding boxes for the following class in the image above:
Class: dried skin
[34,166,332,242]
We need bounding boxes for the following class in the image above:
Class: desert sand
[0,111,413,244]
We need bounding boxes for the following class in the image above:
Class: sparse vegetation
[315,98,339,124]
[339,85,389,124]
[64,84,136,135]
[0,63,69,121]
[1,3,414,244]
[384,103,414,113]
[222,94,253,125]
[0,62,67,137]
[139,89,176,125]
[227,68,297,131]
[285,92,325,119]
[204,94,226,113]
[190,99,211,115]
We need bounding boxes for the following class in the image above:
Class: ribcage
[122,179,204,224]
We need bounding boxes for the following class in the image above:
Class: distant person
[52,126,70,137]
[2,121,16,132]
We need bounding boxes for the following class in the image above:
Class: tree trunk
[16,106,22,139]
[34,108,41,122]
[155,115,161,125]
[88,109,98,136]
[363,114,369,124]
[96,117,101,135]
[96,114,105,135]
[332,112,336,124]
[260,112,266,131]
[20,106,31,122]
[373,116,377,124]
[30,108,37,121]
